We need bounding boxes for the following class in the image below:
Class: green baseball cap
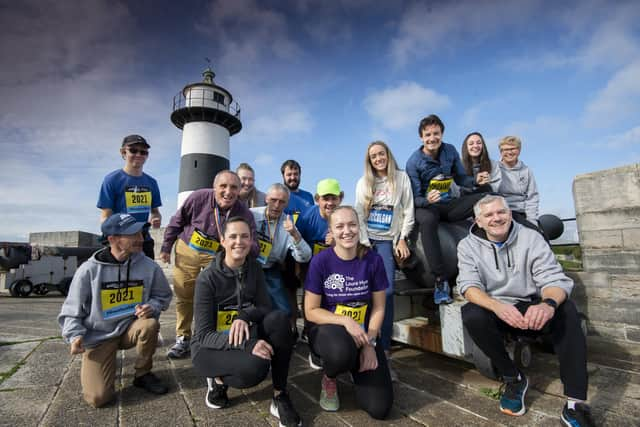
[316,178,341,196]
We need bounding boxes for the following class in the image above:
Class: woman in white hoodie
[497,136,540,231]
[354,141,414,379]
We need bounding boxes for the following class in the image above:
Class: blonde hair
[499,136,522,150]
[362,141,399,219]
[328,206,369,259]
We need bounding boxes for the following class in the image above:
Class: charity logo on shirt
[124,185,152,214]
[427,174,453,202]
[367,204,393,231]
[323,273,370,299]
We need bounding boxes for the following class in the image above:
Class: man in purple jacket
[160,170,258,359]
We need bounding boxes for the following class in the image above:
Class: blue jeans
[371,239,395,351]
[263,268,292,316]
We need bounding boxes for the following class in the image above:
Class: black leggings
[308,323,393,420]
[462,299,588,400]
[415,193,485,278]
[192,311,294,391]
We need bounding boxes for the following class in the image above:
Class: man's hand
[251,339,274,360]
[150,217,161,228]
[494,302,528,329]
[283,215,300,240]
[159,252,171,263]
[325,230,334,246]
[343,317,368,348]
[523,303,555,330]
[228,319,250,347]
[427,189,441,204]
[394,239,410,260]
[70,336,85,355]
[135,304,154,319]
[358,344,378,372]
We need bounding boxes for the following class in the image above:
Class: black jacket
[191,252,271,357]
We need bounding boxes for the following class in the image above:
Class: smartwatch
[542,298,557,310]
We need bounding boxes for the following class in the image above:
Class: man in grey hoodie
[457,195,593,427]
[58,213,173,408]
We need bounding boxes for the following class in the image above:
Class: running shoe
[270,391,302,427]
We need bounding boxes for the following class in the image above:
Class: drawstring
[235,267,244,309]
[491,245,499,270]
[506,245,511,268]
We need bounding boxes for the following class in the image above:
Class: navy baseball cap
[102,214,147,237]
[121,134,150,148]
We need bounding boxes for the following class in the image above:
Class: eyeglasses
[500,147,519,152]
[128,148,149,156]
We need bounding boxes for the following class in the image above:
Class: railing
[172,90,241,119]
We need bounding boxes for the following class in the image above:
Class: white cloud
[363,81,451,131]
[253,153,274,166]
[583,60,640,126]
[243,109,313,143]
[603,126,640,148]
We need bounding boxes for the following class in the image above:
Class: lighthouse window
[213,92,225,105]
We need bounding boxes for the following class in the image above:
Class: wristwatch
[368,337,377,347]
[542,298,557,310]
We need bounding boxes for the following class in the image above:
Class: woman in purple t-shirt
[304,206,393,419]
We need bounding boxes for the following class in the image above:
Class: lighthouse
[170,66,242,207]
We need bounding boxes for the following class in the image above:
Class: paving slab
[1,340,69,389]
[0,386,58,427]
[0,341,39,375]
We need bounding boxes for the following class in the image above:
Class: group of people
[57,113,594,427]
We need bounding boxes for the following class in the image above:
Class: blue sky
[1,0,639,242]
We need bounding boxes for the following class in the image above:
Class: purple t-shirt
[304,248,388,329]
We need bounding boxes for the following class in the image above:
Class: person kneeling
[457,195,594,427]
[58,213,173,408]
[304,206,393,420]
[191,217,301,427]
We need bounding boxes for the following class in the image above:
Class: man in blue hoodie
[406,114,486,304]
[58,213,173,408]
[457,195,592,427]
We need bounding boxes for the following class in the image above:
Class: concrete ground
[1,294,639,427]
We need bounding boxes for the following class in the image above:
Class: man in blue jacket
[406,114,486,304]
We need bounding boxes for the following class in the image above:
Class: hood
[468,221,521,270]
[499,159,526,171]
[213,250,248,279]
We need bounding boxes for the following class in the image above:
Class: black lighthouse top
[170,67,242,135]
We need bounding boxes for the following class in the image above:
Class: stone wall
[572,163,640,344]
[29,231,101,247]
[573,163,640,273]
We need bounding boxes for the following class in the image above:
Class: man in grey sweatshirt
[457,195,593,427]
[58,213,173,407]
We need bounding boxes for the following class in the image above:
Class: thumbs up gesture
[284,214,301,241]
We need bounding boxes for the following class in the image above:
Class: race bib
[427,176,453,202]
[125,186,152,215]
[335,301,368,328]
[257,236,273,265]
[313,242,329,256]
[100,280,143,320]
[189,229,219,254]
[367,204,394,231]
[216,302,253,333]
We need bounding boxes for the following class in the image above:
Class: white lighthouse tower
[171,66,242,207]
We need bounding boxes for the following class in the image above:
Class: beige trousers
[173,239,214,337]
[80,317,159,408]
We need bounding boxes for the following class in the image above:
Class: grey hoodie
[457,221,573,304]
[58,248,172,347]
[497,160,539,221]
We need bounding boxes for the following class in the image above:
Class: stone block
[29,231,101,247]
[567,271,611,289]
[583,250,640,273]
[626,326,640,343]
[623,228,640,250]
[580,229,623,249]
[573,163,640,213]
[587,320,628,341]
[576,209,640,232]
[610,274,640,288]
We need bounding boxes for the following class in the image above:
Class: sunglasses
[127,148,149,156]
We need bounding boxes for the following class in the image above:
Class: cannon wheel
[58,277,72,297]
[12,279,33,298]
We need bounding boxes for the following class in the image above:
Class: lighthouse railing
[172,91,241,120]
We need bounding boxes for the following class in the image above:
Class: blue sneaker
[499,373,528,416]
[561,402,595,427]
[434,278,453,305]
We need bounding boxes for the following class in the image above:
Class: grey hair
[473,194,510,217]
[266,182,290,197]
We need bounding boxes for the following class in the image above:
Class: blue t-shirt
[304,248,388,329]
[284,188,315,215]
[296,205,329,249]
[97,169,162,223]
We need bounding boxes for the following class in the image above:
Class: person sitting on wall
[405,114,487,305]
[58,213,173,408]
[457,195,593,427]
[190,216,302,427]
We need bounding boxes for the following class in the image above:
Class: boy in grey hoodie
[58,213,173,407]
[457,195,593,427]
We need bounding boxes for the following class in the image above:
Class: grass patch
[479,387,501,400]
[553,244,582,270]
[0,361,25,386]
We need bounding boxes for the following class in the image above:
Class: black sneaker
[561,402,595,427]
[205,377,229,409]
[133,372,168,395]
[270,391,302,427]
[499,373,528,416]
